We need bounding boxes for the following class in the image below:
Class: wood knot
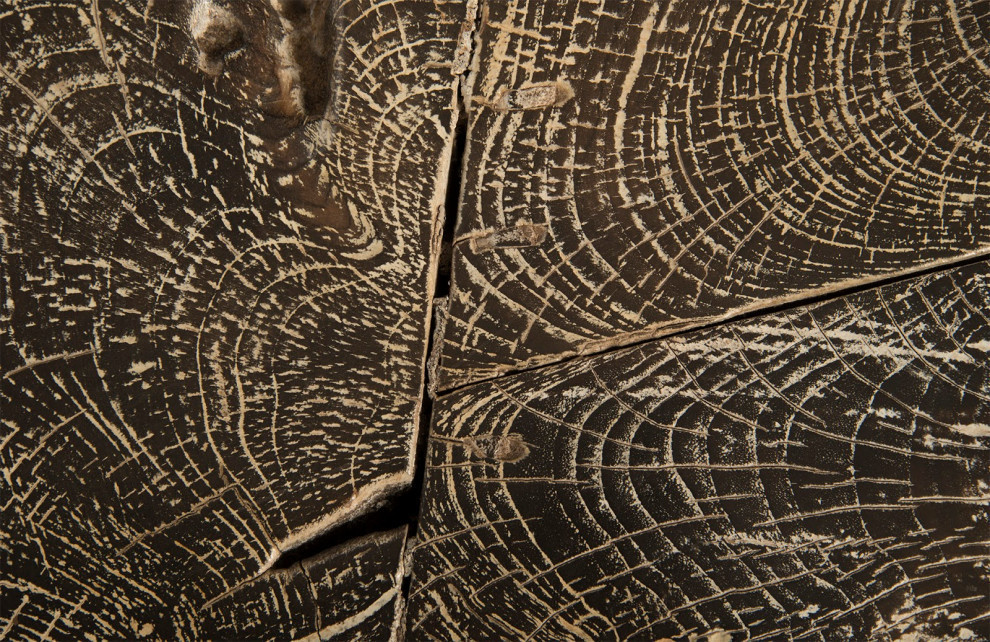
[469,223,547,253]
[493,81,573,111]
[462,434,530,463]
[265,0,333,121]
[190,1,244,76]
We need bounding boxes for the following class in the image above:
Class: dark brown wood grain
[409,259,990,641]
[1,0,463,638]
[199,527,408,641]
[4,0,989,639]
[435,0,990,390]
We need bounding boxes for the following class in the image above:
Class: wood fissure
[409,259,990,641]
[435,248,990,397]
[3,0,988,639]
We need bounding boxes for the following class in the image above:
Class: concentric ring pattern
[411,260,990,640]
[1,0,461,637]
[438,0,990,389]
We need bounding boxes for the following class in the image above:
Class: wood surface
[1,0,462,638]
[409,259,990,641]
[3,0,988,640]
[436,0,990,390]
[199,527,408,641]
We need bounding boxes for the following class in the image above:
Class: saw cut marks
[1,0,463,637]
[409,260,990,641]
[436,0,990,390]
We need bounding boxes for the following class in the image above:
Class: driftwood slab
[1,0,462,638]
[410,259,990,640]
[436,0,990,390]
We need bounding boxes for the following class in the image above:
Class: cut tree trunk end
[2,0,988,640]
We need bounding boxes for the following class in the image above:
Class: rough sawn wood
[436,0,990,390]
[410,260,990,641]
[1,0,463,638]
[4,0,990,640]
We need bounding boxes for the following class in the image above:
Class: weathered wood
[199,526,408,641]
[5,0,989,639]
[1,0,463,637]
[409,259,990,640]
[436,0,990,390]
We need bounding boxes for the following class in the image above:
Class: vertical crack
[267,19,474,573]
[264,6,481,631]
[270,2,478,568]
[407,107,467,538]
[395,4,481,630]
[406,48,471,543]
[433,113,468,301]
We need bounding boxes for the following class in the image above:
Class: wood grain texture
[409,259,990,641]
[436,0,990,390]
[199,526,408,641]
[1,0,463,637]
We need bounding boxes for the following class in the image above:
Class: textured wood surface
[1,0,462,638]
[436,0,990,390]
[199,527,408,641]
[4,0,989,639]
[409,260,990,641]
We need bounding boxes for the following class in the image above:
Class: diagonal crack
[436,248,990,396]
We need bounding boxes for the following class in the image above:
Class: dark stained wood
[199,526,408,641]
[436,0,990,390]
[1,0,463,638]
[409,259,990,641]
[4,0,990,639]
